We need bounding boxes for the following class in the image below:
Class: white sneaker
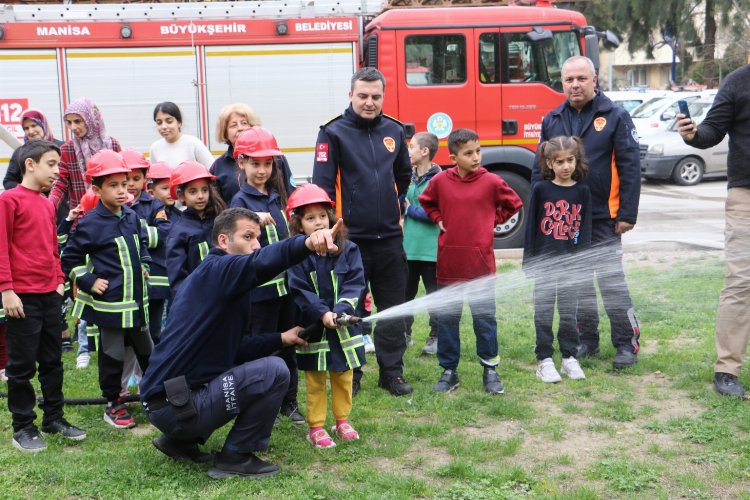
[363,334,375,353]
[76,353,90,369]
[536,358,562,383]
[561,357,586,380]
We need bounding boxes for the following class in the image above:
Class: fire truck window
[405,35,466,86]
[479,33,499,84]
[502,31,581,90]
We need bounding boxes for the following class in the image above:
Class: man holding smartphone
[677,66,750,398]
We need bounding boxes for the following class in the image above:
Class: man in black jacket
[677,65,750,398]
[312,67,413,396]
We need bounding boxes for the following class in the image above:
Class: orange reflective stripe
[608,151,621,219]
[335,169,343,219]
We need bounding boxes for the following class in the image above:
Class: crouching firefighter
[140,207,343,479]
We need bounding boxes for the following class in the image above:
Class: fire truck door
[475,30,503,148]
[395,29,475,161]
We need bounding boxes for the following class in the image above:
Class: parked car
[606,90,668,113]
[640,98,727,186]
[630,90,717,139]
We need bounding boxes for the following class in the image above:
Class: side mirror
[403,123,415,139]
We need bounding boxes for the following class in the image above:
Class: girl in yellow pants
[286,185,367,449]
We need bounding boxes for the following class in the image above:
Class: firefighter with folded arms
[61,150,153,430]
[140,207,342,479]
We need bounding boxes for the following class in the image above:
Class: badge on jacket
[316,143,329,163]
[383,137,396,152]
[593,117,607,132]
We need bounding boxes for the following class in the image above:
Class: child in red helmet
[147,161,181,222]
[230,127,303,423]
[165,161,226,295]
[61,150,152,430]
[286,184,366,449]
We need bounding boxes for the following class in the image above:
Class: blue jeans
[76,320,88,355]
[436,284,499,371]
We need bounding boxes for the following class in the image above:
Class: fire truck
[0,0,615,248]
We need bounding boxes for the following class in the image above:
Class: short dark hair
[90,172,127,187]
[17,140,61,176]
[412,132,439,161]
[447,128,479,155]
[212,207,261,245]
[153,101,183,125]
[351,67,386,91]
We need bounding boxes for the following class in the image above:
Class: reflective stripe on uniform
[58,233,69,246]
[198,241,210,261]
[115,236,135,328]
[148,275,170,287]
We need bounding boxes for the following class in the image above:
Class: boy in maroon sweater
[419,129,522,394]
[0,141,86,452]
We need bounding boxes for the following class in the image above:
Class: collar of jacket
[93,201,132,219]
[446,166,488,182]
[240,182,278,201]
[183,207,206,220]
[343,105,383,128]
[209,247,226,257]
[551,90,614,118]
[130,190,154,206]
[411,163,442,184]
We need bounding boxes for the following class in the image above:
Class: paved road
[624,179,727,250]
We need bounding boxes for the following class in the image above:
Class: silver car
[640,99,728,186]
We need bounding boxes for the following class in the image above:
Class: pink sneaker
[307,428,336,449]
[331,422,360,441]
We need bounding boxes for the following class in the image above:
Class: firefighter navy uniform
[61,202,153,402]
[165,207,213,296]
[129,190,171,342]
[141,235,313,455]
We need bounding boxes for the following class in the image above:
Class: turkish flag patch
[316,143,329,163]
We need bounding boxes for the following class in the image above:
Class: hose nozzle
[335,313,362,327]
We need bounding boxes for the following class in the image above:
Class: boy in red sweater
[419,129,522,394]
[0,141,86,452]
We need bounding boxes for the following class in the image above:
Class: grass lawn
[1,250,749,499]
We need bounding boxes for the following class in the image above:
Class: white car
[631,91,717,139]
[640,98,728,186]
[606,90,668,113]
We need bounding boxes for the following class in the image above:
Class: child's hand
[305,218,343,256]
[142,266,149,280]
[256,212,276,226]
[67,205,83,221]
[2,290,24,319]
[438,221,446,232]
[404,198,410,210]
[321,311,337,329]
[91,278,109,295]
[56,283,65,296]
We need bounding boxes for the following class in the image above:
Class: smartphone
[677,99,691,119]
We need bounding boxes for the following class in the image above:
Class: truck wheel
[672,157,704,186]
[493,171,530,249]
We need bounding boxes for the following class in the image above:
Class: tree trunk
[704,0,718,88]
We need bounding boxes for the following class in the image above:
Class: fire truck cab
[0,0,613,248]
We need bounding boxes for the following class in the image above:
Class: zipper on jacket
[367,127,381,238]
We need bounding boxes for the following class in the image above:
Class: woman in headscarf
[3,109,64,190]
[209,102,296,204]
[48,98,121,210]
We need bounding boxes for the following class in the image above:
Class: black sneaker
[483,367,505,394]
[433,369,459,393]
[208,450,281,479]
[12,426,47,452]
[61,339,74,353]
[714,372,745,398]
[280,402,305,425]
[612,347,637,369]
[41,418,86,441]
[152,435,212,463]
[577,343,600,358]
[421,336,438,356]
[378,375,413,396]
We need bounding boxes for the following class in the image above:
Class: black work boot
[378,375,413,396]
[714,372,745,398]
[280,401,305,425]
[153,435,212,464]
[612,347,637,369]
[208,449,281,479]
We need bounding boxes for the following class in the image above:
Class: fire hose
[0,315,362,406]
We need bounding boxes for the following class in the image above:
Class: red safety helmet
[233,126,282,159]
[79,187,100,214]
[147,161,172,182]
[285,183,334,219]
[85,150,129,183]
[120,148,150,174]
[169,160,216,199]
